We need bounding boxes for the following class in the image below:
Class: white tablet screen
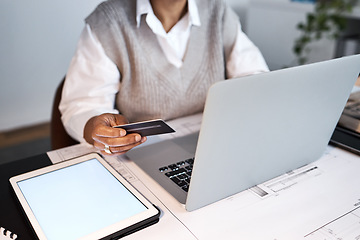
[17,158,147,240]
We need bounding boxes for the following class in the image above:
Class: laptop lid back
[186,55,360,211]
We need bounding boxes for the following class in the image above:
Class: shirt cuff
[63,109,119,143]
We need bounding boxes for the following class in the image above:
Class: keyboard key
[182,185,189,192]
[178,181,187,187]
[165,168,186,178]
[178,174,187,180]
[165,171,176,178]
[170,177,187,187]
[176,161,185,166]
[159,166,168,172]
[170,176,181,185]
[168,164,178,171]
[185,158,194,165]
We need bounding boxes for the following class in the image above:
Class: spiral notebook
[0,227,17,240]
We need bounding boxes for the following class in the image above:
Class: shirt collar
[136,0,201,28]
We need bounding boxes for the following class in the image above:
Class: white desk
[47,115,360,239]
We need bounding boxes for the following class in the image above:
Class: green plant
[293,0,356,65]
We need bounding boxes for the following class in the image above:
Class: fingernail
[120,129,126,136]
[135,135,141,142]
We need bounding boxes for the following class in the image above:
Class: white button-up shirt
[60,0,269,142]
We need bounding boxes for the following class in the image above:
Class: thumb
[110,114,129,127]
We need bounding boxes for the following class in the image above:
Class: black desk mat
[0,153,52,240]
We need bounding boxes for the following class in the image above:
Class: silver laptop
[127,55,360,211]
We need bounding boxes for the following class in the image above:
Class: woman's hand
[84,113,147,155]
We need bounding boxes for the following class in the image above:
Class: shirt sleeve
[59,24,120,143]
[226,23,269,78]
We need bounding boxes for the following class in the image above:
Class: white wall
[225,0,249,32]
[246,0,335,70]
[0,0,103,131]
[246,0,360,70]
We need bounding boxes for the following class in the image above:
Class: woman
[59,0,269,155]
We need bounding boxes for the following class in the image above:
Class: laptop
[127,54,360,211]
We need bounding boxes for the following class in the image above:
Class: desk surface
[2,140,360,239]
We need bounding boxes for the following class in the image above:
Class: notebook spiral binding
[0,227,17,240]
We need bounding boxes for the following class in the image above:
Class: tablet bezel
[9,152,160,240]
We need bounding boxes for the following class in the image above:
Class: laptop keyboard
[159,158,194,192]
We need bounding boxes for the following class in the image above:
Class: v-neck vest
[86,0,238,122]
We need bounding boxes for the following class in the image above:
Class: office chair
[50,77,79,150]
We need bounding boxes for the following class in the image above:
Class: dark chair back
[50,77,79,150]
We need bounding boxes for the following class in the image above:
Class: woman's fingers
[92,125,126,138]
[93,133,146,155]
[84,113,147,155]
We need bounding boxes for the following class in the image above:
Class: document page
[160,146,360,239]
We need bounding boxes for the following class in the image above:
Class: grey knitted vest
[86,0,238,122]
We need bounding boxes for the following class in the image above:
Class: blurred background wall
[0,0,103,131]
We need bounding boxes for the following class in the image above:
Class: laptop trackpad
[170,132,199,154]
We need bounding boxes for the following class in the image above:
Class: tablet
[9,153,160,240]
